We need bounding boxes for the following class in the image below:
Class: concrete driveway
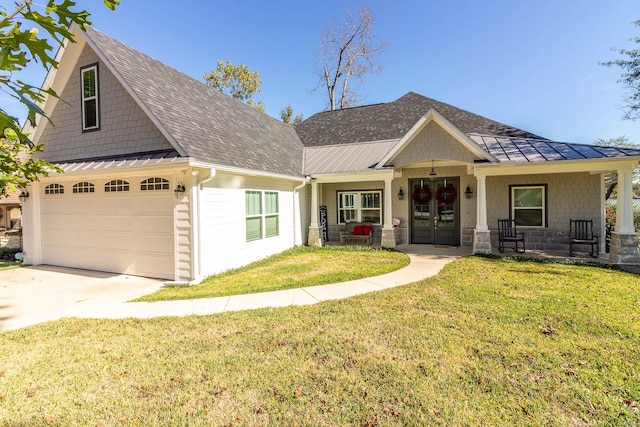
[0,265,164,332]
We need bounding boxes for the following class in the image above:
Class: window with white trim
[81,64,99,131]
[338,191,382,224]
[73,182,95,194]
[44,183,64,194]
[140,177,169,191]
[511,185,546,227]
[246,190,279,241]
[105,179,130,192]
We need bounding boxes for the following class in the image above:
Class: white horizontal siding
[199,173,297,278]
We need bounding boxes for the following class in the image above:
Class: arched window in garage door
[105,180,130,192]
[140,177,169,191]
[44,183,64,195]
[72,182,95,193]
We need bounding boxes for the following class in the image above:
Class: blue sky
[6,0,640,144]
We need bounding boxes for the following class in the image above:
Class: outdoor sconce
[19,190,29,202]
[397,187,404,200]
[429,160,436,181]
[464,185,473,199]
[174,182,186,198]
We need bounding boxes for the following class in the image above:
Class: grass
[136,245,410,301]
[1,256,639,425]
[0,260,20,271]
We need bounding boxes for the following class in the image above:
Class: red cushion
[362,225,372,235]
[353,225,363,235]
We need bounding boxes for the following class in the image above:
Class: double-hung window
[511,185,546,227]
[338,191,382,224]
[246,190,279,241]
[81,64,100,131]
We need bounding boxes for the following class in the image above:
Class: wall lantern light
[397,187,404,200]
[464,185,473,199]
[429,160,437,181]
[19,190,29,202]
[174,182,186,198]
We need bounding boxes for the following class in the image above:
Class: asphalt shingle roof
[295,92,544,147]
[85,27,304,178]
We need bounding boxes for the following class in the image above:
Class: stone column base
[473,229,492,255]
[380,228,396,249]
[308,226,323,247]
[609,232,640,265]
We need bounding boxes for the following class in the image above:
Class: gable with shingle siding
[36,43,175,163]
[84,27,304,178]
[392,121,482,168]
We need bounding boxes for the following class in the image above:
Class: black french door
[410,178,459,246]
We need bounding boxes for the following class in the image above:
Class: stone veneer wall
[0,232,21,249]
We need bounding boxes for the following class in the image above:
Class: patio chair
[569,219,599,258]
[497,219,525,253]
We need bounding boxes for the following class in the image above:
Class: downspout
[293,176,311,246]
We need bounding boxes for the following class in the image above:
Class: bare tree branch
[313,5,386,110]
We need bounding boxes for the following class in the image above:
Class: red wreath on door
[412,186,431,204]
[435,185,456,205]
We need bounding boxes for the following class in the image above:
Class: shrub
[0,247,21,261]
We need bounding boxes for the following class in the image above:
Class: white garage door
[40,178,175,280]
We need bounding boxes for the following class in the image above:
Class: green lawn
[0,260,20,271]
[136,245,410,301]
[1,257,639,425]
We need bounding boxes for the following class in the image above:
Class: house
[21,26,306,282]
[0,190,22,249]
[298,93,640,265]
[0,190,22,231]
[20,26,640,282]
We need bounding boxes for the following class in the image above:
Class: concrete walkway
[3,245,636,333]
[1,246,467,332]
[68,246,467,321]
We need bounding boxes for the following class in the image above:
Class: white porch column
[380,177,396,248]
[609,164,640,265]
[308,180,322,246]
[473,174,491,254]
[616,167,635,234]
[476,175,488,230]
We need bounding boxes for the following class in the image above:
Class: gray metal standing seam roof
[304,140,398,174]
[470,134,640,162]
[84,27,304,178]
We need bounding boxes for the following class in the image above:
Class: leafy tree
[314,5,386,110]
[601,20,640,120]
[0,0,119,197]
[280,104,303,125]
[204,60,264,112]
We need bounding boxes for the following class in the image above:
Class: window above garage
[81,63,100,132]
